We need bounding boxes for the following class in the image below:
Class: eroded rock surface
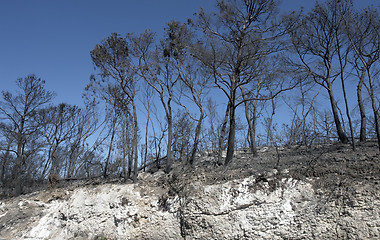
[0,142,379,239]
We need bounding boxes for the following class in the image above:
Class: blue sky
[0,0,217,104]
[0,0,376,106]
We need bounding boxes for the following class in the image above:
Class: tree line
[0,0,379,196]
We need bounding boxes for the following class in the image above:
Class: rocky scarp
[0,142,379,239]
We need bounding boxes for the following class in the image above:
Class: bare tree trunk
[166,107,173,173]
[143,109,150,172]
[341,75,355,150]
[266,98,276,146]
[132,102,139,183]
[14,153,24,195]
[250,116,257,152]
[1,137,12,184]
[367,70,380,152]
[14,121,25,196]
[326,80,349,144]
[336,38,356,151]
[240,86,258,156]
[207,100,217,151]
[104,114,117,178]
[225,103,236,166]
[217,102,230,165]
[127,149,132,179]
[189,110,204,166]
[44,146,53,177]
[225,86,236,165]
[357,69,367,142]
[122,140,127,179]
[127,115,133,179]
[247,112,258,156]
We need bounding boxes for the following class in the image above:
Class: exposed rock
[0,142,379,239]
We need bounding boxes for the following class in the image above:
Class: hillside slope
[0,142,379,239]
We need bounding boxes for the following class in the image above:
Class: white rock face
[182,177,315,239]
[18,183,182,240]
[0,173,379,240]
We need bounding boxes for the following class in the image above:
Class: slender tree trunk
[1,138,12,184]
[217,102,230,165]
[241,86,258,156]
[50,144,59,175]
[367,70,380,152]
[250,115,257,153]
[209,110,217,151]
[67,140,80,179]
[163,94,173,173]
[14,147,24,195]
[206,100,216,151]
[341,75,355,150]
[189,110,204,166]
[266,98,276,146]
[357,69,367,142]
[143,105,150,172]
[0,157,4,185]
[246,114,257,157]
[127,148,132,179]
[42,146,52,178]
[14,119,25,196]
[225,83,237,165]
[166,109,173,173]
[300,89,306,145]
[336,39,355,151]
[225,100,236,166]
[122,140,127,179]
[127,115,133,179]
[326,80,349,143]
[245,109,258,156]
[104,114,117,178]
[132,102,139,183]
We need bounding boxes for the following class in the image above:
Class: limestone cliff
[0,142,379,239]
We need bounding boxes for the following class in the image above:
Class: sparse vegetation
[0,0,379,197]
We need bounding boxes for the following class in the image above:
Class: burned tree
[91,33,139,182]
[0,75,54,195]
[287,0,350,144]
[345,7,380,150]
[190,0,292,165]
[128,30,179,173]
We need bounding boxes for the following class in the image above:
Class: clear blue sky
[0,0,376,106]
[0,0,217,104]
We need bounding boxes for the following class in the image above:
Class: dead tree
[287,0,350,144]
